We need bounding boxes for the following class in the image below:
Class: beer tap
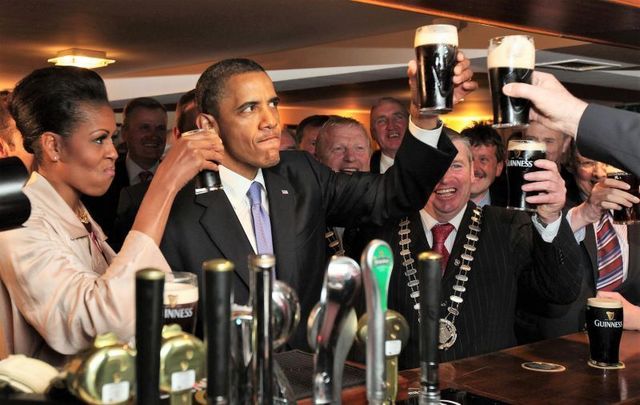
[417,252,442,405]
[203,259,234,405]
[135,268,165,405]
[249,254,276,405]
[360,240,394,405]
[309,256,362,405]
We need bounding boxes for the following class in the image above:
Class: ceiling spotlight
[47,48,115,69]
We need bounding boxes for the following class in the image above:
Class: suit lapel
[264,169,298,288]
[623,223,640,288]
[196,189,253,289]
[442,205,474,282]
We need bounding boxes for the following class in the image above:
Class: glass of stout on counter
[414,24,458,115]
[586,297,624,368]
[488,35,535,129]
[163,272,198,334]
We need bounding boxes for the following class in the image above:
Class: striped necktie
[596,211,623,291]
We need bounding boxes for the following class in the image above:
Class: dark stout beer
[164,279,198,334]
[607,167,640,224]
[586,297,623,368]
[487,35,535,129]
[414,24,458,115]
[506,140,546,212]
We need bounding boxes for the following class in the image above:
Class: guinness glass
[488,35,535,129]
[181,128,223,194]
[586,297,623,368]
[163,272,198,334]
[506,139,546,212]
[414,24,458,115]
[606,166,640,225]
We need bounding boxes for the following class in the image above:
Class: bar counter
[301,330,640,404]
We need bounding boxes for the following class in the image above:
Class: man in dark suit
[83,97,167,247]
[460,122,507,207]
[369,97,409,174]
[504,71,640,176]
[159,56,478,349]
[353,133,583,368]
[518,152,640,341]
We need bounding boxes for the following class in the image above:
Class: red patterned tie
[431,223,455,275]
[596,211,623,291]
[138,170,153,183]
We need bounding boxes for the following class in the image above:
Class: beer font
[418,252,442,405]
[136,268,165,405]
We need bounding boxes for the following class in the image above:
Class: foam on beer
[487,35,535,69]
[605,165,627,176]
[164,282,199,305]
[414,24,458,47]
[587,297,622,309]
[507,139,546,152]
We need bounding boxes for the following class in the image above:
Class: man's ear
[196,113,218,133]
[0,139,9,158]
[496,160,504,177]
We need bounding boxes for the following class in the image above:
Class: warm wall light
[47,48,115,69]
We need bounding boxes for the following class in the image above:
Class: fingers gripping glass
[181,128,223,194]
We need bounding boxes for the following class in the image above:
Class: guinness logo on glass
[168,294,178,308]
[606,311,615,321]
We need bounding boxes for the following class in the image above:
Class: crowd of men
[1,57,639,369]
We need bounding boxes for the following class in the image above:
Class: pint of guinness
[506,139,546,212]
[414,24,458,115]
[488,35,535,129]
[163,272,199,334]
[606,166,640,225]
[586,297,624,368]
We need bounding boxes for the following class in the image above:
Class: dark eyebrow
[236,101,257,112]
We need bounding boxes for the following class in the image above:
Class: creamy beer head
[605,165,627,177]
[487,35,535,69]
[164,282,199,305]
[414,24,458,47]
[508,139,546,153]
[587,297,622,309]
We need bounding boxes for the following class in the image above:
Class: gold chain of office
[397,206,483,350]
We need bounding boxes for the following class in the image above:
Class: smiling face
[425,138,473,222]
[212,71,281,179]
[574,152,607,196]
[524,122,570,165]
[53,103,118,202]
[122,107,167,168]
[470,144,503,198]
[370,100,408,159]
[316,123,371,173]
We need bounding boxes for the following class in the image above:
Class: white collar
[379,152,395,174]
[472,190,491,207]
[219,165,268,211]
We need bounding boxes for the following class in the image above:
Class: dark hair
[460,122,505,162]
[0,90,12,131]
[196,58,266,118]
[122,97,167,129]
[295,114,329,145]
[370,97,408,116]
[176,89,198,134]
[9,66,109,160]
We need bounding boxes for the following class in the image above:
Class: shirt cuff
[408,117,443,149]
[531,213,562,242]
[566,207,587,243]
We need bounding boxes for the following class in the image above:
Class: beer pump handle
[203,260,234,405]
[384,310,410,404]
[312,256,361,405]
[135,268,165,405]
[360,240,394,405]
[249,254,276,405]
[417,252,442,405]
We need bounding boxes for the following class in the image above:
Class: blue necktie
[247,182,273,255]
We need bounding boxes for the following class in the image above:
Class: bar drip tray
[398,388,510,405]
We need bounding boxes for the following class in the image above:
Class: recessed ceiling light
[47,48,115,69]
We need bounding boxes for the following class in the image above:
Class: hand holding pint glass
[181,128,223,194]
[586,297,624,369]
[163,272,199,335]
[415,24,458,115]
[606,166,640,225]
[488,35,535,129]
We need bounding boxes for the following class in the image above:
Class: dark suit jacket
[160,134,456,350]
[370,149,382,174]
[353,203,583,369]
[488,173,508,207]
[517,221,640,342]
[577,104,640,176]
[82,155,129,249]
